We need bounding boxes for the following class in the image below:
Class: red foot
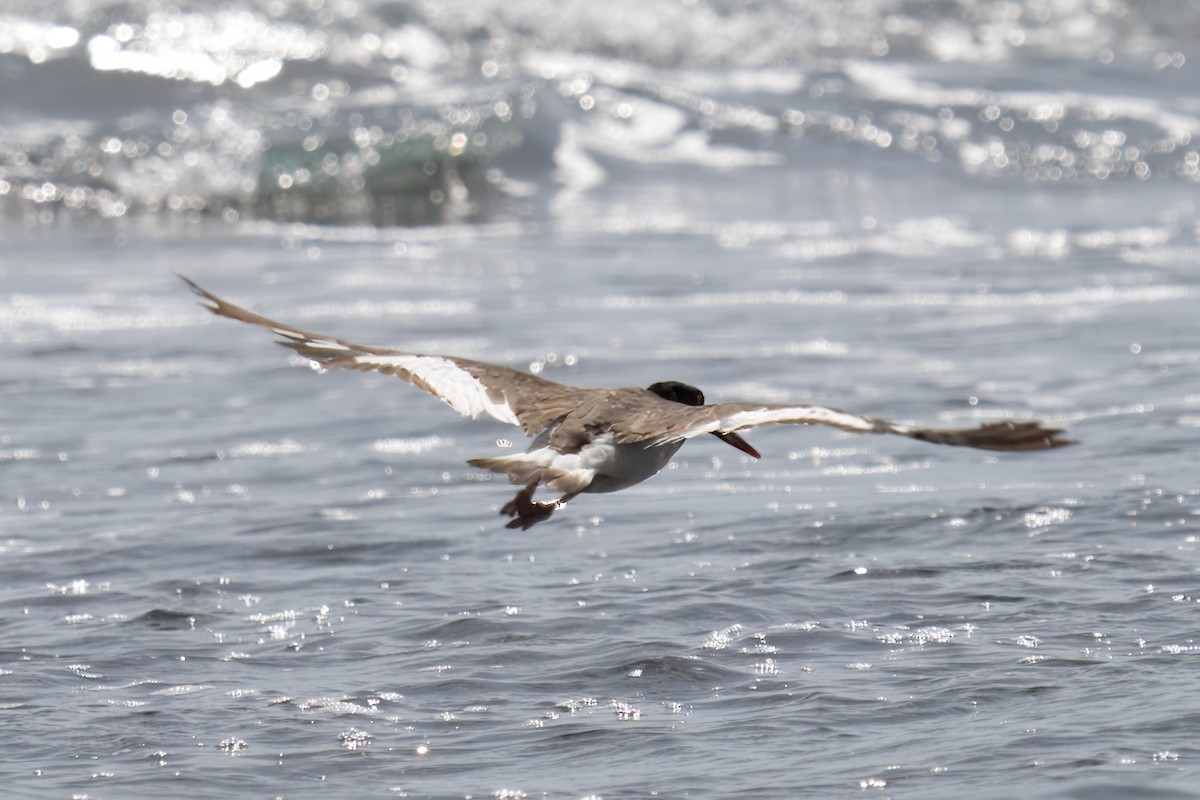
[501,490,558,530]
[497,481,578,530]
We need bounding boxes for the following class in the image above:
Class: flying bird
[182,277,1074,529]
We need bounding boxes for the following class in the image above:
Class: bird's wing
[181,276,592,436]
[614,400,1075,452]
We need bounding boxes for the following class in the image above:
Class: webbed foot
[499,482,574,530]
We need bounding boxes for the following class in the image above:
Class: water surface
[2,1,1200,798]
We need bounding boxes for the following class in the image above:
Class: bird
[181,276,1074,529]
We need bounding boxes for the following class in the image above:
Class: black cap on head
[647,380,761,458]
[647,381,705,406]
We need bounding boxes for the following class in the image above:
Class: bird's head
[647,381,761,459]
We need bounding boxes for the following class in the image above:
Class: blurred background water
[2,1,1200,798]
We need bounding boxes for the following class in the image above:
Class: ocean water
[3,1,1200,798]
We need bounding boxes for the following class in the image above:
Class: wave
[2,1,1199,226]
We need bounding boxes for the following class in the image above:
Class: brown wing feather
[181,275,591,436]
[183,276,1076,453]
[609,399,1075,453]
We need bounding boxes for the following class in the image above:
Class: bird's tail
[468,454,595,493]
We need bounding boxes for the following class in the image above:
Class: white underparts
[469,432,684,495]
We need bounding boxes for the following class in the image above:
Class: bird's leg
[500,479,540,520]
[500,481,578,530]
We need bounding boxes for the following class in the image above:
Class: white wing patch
[355,353,522,427]
[657,404,882,444]
[719,405,880,433]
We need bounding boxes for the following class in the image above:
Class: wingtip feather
[909,421,1077,452]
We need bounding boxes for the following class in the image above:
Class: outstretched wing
[616,400,1074,453]
[181,275,593,437]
